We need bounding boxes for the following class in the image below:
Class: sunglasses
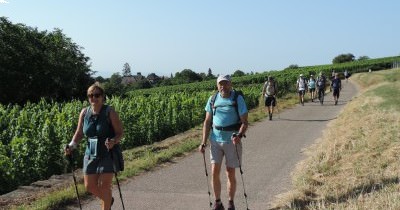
[87,93,102,98]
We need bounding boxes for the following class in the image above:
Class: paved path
[68,81,358,210]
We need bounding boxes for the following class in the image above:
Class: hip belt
[213,123,241,131]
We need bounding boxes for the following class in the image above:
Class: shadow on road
[275,117,337,122]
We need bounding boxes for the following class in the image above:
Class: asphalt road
[68,80,358,210]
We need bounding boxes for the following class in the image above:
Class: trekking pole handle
[65,144,74,161]
[232,132,246,139]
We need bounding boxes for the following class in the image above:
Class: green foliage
[0,55,399,195]
[232,70,246,77]
[372,84,400,111]
[332,53,355,64]
[0,17,94,104]
[0,141,13,194]
[173,69,203,83]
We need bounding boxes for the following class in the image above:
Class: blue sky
[1,1,399,78]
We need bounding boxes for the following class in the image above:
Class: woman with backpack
[65,83,124,210]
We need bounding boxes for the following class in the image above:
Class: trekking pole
[233,134,249,210]
[110,149,126,210]
[65,145,82,210]
[202,150,213,209]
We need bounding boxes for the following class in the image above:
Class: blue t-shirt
[308,79,316,89]
[205,91,248,143]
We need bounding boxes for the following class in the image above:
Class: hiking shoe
[227,200,235,210]
[269,114,272,121]
[335,100,338,105]
[213,202,225,210]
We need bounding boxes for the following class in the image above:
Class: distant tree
[122,63,132,77]
[332,53,355,64]
[207,68,212,76]
[103,73,124,96]
[95,76,107,83]
[232,70,245,77]
[358,55,370,61]
[284,64,299,70]
[199,72,207,80]
[174,69,202,83]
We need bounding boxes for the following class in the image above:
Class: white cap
[299,74,304,77]
[217,74,231,83]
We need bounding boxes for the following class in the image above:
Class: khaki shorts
[210,140,242,168]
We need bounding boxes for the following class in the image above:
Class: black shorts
[265,96,276,107]
[333,89,340,97]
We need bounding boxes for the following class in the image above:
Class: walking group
[296,71,343,107]
[63,71,346,210]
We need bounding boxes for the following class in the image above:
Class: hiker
[344,69,350,82]
[296,74,307,105]
[199,74,249,210]
[331,70,336,80]
[316,72,327,104]
[331,73,342,105]
[262,76,278,120]
[308,75,316,102]
[65,83,124,210]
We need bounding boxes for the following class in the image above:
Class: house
[121,72,146,85]
[147,73,161,84]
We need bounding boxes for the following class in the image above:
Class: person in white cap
[199,74,249,210]
[296,74,308,105]
[262,76,278,120]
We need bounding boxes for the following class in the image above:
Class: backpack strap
[210,92,218,116]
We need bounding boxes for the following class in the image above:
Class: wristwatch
[201,143,207,148]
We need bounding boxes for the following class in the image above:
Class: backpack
[210,90,243,130]
[264,81,277,96]
[297,78,307,89]
[331,78,341,89]
[317,76,326,88]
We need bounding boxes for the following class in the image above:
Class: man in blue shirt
[330,73,342,105]
[199,74,249,210]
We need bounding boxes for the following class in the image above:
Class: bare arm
[65,108,86,154]
[262,82,266,96]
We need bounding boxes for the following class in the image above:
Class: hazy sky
[1,0,399,78]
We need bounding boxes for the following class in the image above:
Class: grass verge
[270,68,400,210]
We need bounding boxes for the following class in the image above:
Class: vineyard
[0,56,399,194]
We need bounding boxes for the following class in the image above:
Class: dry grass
[271,69,400,210]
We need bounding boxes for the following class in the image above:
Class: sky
[1,1,399,78]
